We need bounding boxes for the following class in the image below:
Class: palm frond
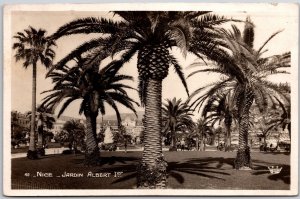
[257,30,283,55]
[50,17,124,40]
[169,54,189,96]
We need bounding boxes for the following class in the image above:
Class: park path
[11,147,153,159]
[11,147,219,159]
[11,147,70,159]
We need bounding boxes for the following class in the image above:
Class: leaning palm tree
[162,98,195,151]
[188,17,290,169]
[13,26,55,159]
[41,58,138,165]
[202,90,237,151]
[47,11,232,188]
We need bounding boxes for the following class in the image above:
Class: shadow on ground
[251,159,290,184]
[100,157,234,185]
[11,151,290,189]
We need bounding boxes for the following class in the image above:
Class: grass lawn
[11,151,290,189]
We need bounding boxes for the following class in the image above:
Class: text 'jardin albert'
[24,171,124,178]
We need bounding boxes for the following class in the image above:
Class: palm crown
[162,98,195,149]
[13,26,55,68]
[42,55,138,165]
[42,58,138,123]
[162,98,195,133]
[48,12,233,103]
[202,90,236,128]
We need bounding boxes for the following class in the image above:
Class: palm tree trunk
[37,126,43,147]
[37,125,45,156]
[288,123,291,142]
[84,111,99,165]
[169,125,177,151]
[137,79,167,189]
[234,90,254,169]
[199,131,205,151]
[224,125,231,152]
[200,139,205,151]
[27,63,37,159]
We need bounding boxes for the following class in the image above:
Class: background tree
[36,105,55,155]
[13,26,55,159]
[42,58,138,165]
[162,98,195,151]
[202,90,237,151]
[97,126,105,143]
[62,119,85,153]
[113,125,132,152]
[25,106,56,156]
[265,84,291,140]
[54,130,69,147]
[214,126,224,148]
[48,11,232,188]
[188,118,213,151]
[11,111,19,139]
[11,111,28,147]
[188,18,290,169]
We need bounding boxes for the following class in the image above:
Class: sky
[10,7,297,120]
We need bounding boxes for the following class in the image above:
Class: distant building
[12,110,145,144]
[51,115,85,135]
[11,111,30,129]
[98,116,144,142]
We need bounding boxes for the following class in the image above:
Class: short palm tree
[188,17,290,169]
[36,106,55,155]
[41,58,138,165]
[162,98,195,151]
[188,117,213,151]
[62,119,85,152]
[47,11,231,188]
[26,105,56,156]
[202,90,237,151]
[13,26,55,159]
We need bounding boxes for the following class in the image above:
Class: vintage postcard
[3,3,298,196]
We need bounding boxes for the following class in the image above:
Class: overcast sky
[10,7,297,119]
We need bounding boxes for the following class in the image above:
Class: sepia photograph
[3,3,298,196]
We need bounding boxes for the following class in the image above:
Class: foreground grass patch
[11,151,290,189]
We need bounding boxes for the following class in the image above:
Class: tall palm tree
[47,11,231,188]
[62,119,85,152]
[202,90,237,151]
[13,26,55,159]
[41,58,138,165]
[188,18,290,169]
[162,98,195,151]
